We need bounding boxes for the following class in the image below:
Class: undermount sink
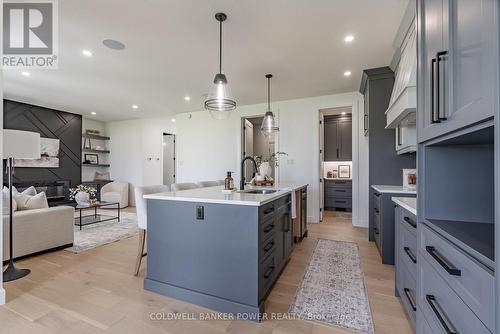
[243,189,277,195]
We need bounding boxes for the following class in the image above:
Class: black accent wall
[3,99,82,187]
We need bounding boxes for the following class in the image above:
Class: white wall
[105,117,176,205]
[175,92,369,226]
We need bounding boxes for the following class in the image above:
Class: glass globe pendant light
[204,12,236,120]
[261,74,279,137]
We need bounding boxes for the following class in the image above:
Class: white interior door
[162,134,175,187]
[319,112,325,222]
[243,120,254,180]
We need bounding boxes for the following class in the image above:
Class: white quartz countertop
[392,197,417,216]
[371,185,417,195]
[144,184,308,206]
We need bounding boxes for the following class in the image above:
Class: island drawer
[398,263,416,327]
[260,201,277,220]
[260,217,276,241]
[259,252,276,298]
[260,234,277,263]
[419,223,495,331]
[419,256,491,334]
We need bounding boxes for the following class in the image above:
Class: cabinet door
[339,118,352,160]
[418,0,497,142]
[446,0,496,130]
[417,0,445,143]
[324,120,339,161]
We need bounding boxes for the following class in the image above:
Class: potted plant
[69,185,97,206]
[254,151,287,178]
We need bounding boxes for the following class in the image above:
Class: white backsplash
[323,161,353,179]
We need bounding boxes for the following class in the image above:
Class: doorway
[241,116,276,182]
[162,133,176,187]
[319,107,353,221]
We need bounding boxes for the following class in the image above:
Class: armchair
[101,182,129,208]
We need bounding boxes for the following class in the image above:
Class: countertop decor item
[261,74,279,137]
[3,129,41,282]
[338,165,351,179]
[204,12,236,119]
[402,168,417,190]
[224,171,234,190]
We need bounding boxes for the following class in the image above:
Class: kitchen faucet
[240,156,257,190]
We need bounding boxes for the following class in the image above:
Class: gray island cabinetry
[143,186,300,320]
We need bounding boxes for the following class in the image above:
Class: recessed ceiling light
[344,35,354,43]
[171,118,176,123]
[132,104,139,109]
[184,96,191,101]
[82,50,93,57]
[91,112,97,115]
[344,71,352,77]
[21,71,30,77]
[102,39,126,50]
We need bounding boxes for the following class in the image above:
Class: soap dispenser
[224,171,234,190]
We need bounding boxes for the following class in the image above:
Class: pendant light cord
[219,19,222,74]
[267,76,271,112]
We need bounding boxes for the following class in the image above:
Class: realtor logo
[2,0,58,68]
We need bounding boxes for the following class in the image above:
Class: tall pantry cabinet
[416,0,498,333]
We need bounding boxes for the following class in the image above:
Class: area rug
[65,211,138,253]
[289,239,374,334]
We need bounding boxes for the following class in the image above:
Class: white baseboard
[0,287,5,305]
[352,219,368,228]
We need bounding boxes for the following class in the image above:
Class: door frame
[162,132,176,186]
[318,106,355,222]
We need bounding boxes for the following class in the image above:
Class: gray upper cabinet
[324,116,352,161]
[417,0,497,143]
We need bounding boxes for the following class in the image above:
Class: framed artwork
[14,138,60,168]
[338,165,351,179]
[84,154,99,165]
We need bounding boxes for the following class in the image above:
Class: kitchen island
[143,184,307,320]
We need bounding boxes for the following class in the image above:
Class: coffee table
[73,201,120,230]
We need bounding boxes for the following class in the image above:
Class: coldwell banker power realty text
[2,0,58,69]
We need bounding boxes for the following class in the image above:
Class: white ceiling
[3,0,409,122]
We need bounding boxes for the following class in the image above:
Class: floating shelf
[83,149,110,154]
[82,134,110,140]
[82,164,110,168]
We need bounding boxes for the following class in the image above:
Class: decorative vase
[75,192,90,206]
[258,162,272,178]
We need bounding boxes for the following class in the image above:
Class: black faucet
[240,156,258,190]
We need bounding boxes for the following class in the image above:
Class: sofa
[2,206,74,261]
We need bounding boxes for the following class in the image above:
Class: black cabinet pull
[263,241,274,252]
[403,216,416,228]
[397,125,402,146]
[436,50,448,121]
[374,193,381,197]
[263,266,274,279]
[374,208,379,214]
[263,224,274,233]
[426,246,461,276]
[263,207,275,215]
[404,247,417,264]
[374,227,379,235]
[431,58,440,123]
[426,295,457,334]
[403,288,417,311]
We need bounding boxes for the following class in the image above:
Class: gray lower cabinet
[370,189,415,264]
[324,179,352,211]
[417,0,497,143]
[395,205,418,331]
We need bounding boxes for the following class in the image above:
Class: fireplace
[13,180,72,206]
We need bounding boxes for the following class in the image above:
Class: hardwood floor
[0,209,412,334]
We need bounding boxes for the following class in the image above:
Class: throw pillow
[15,192,49,210]
[20,186,37,196]
[95,171,111,181]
